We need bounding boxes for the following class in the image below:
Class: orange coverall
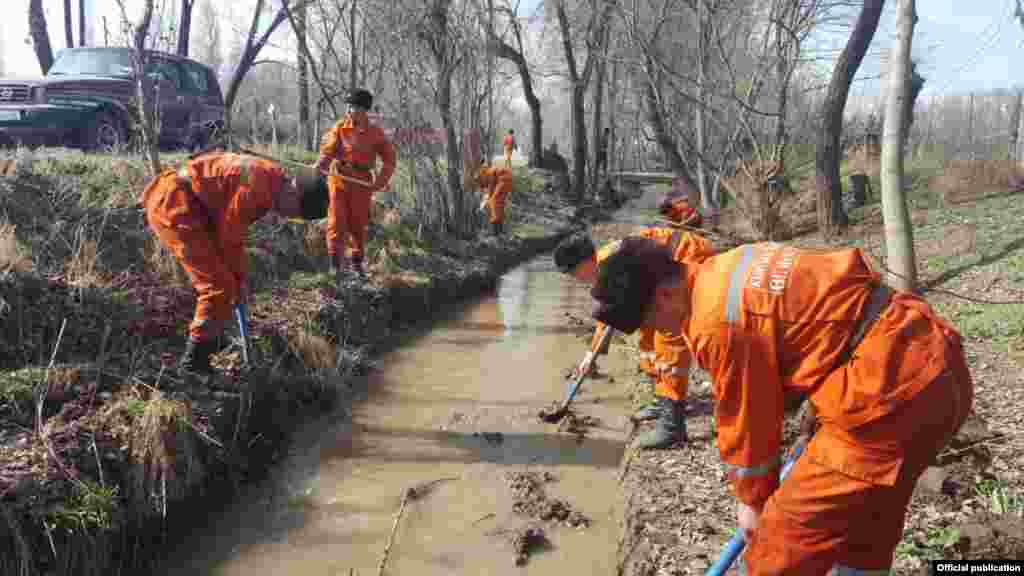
[503,134,516,168]
[680,242,973,574]
[318,116,396,261]
[143,153,285,342]
[478,166,514,225]
[590,229,714,398]
[662,198,702,227]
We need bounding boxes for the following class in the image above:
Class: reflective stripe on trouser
[740,368,971,576]
[653,330,690,401]
[327,173,373,259]
[145,177,237,343]
[638,327,656,374]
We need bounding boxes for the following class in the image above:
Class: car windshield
[47,50,134,77]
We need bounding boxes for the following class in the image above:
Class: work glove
[736,500,763,542]
[573,351,596,379]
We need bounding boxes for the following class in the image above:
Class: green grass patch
[46,481,121,533]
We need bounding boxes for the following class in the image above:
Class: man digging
[588,238,973,574]
[142,151,329,389]
[553,227,714,449]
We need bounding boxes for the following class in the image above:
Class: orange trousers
[637,327,656,375]
[504,147,513,169]
[144,172,239,343]
[327,173,373,259]
[743,363,972,574]
[488,181,512,225]
[653,330,690,401]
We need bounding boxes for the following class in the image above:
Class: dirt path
[154,245,642,575]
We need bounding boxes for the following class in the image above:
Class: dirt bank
[0,149,609,575]
[611,188,1024,574]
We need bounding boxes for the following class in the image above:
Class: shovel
[234,303,251,366]
[538,326,614,423]
[705,441,806,576]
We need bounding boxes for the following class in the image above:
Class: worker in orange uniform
[588,239,973,574]
[317,88,396,278]
[503,129,517,169]
[553,228,714,449]
[143,152,329,388]
[659,196,702,228]
[477,161,514,236]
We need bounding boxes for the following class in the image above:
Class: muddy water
[158,256,640,575]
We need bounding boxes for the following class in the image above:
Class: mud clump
[537,402,565,423]
[504,471,590,529]
[512,524,549,566]
[560,412,601,441]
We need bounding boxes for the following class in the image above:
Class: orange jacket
[590,228,714,351]
[317,116,396,189]
[147,152,285,284]
[682,243,968,507]
[478,166,513,196]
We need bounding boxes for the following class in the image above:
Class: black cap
[590,237,679,334]
[295,166,329,220]
[554,234,596,274]
[345,88,374,110]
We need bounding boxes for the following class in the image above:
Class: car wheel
[83,112,126,153]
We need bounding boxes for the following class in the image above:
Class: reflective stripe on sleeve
[725,245,755,323]
[725,454,782,478]
[832,565,890,576]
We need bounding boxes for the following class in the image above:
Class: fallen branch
[938,433,1010,460]
[377,477,458,576]
[472,513,495,527]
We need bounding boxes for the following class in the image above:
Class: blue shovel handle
[705,442,806,576]
[234,303,250,365]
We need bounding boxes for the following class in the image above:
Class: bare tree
[222,0,313,138]
[116,0,161,175]
[28,0,55,74]
[177,0,197,56]
[815,0,885,237]
[194,0,223,75]
[485,1,544,166]
[555,0,614,203]
[881,0,917,291]
[79,0,86,46]
[64,0,75,48]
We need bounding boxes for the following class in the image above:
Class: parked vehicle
[0,47,225,151]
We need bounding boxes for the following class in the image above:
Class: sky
[1,0,1021,100]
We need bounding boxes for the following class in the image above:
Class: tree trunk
[349,0,358,88]
[589,28,607,200]
[296,1,311,150]
[815,0,885,237]
[881,0,918,292]
[489,36,542,167]
[694,0,714,215]
[64,0,75,48]
[79,0,86,46]
[127,0,160,176]
[29,0,55,74]
[643,74,699,197]
[1017,92,1024,168]
[177,0,195,57]
[607,57,618,174]
[1008,91,1021,161]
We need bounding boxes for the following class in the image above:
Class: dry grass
[290,330,337,373]
[64,227,104,289]
[0,221,34,274]
[931,160,1024,205]
[303,222,328,259]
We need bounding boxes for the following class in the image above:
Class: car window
[182,61,210,95]
[47,49,133,77]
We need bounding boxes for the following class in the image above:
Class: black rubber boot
[177,339,216,389]
[637,397,686,449]
[632,377,663,421]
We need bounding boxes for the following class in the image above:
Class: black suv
[0,47,225,151]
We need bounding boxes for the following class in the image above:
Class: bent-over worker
[317,88,396,278]
[143,152,329,388]
[553,228,714,449]
[477,162,514,236]
[659,196,702,228]
[589,239,974,574]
